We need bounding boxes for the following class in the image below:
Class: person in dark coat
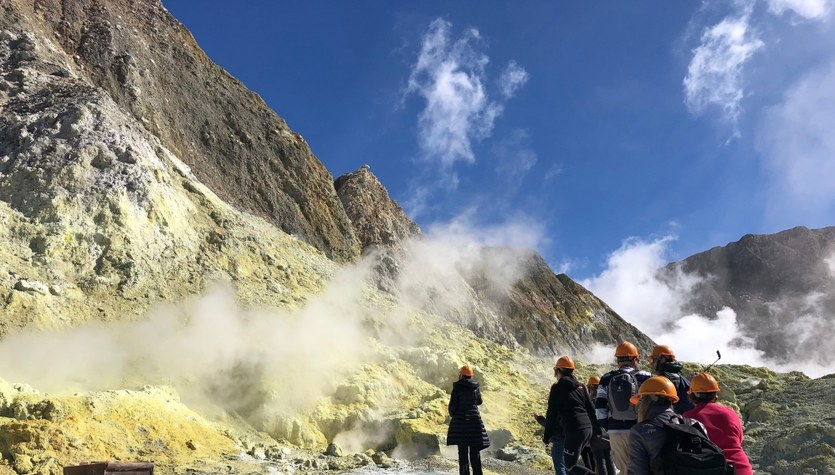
[536,356,600,475]
[647,344,694,414]
[627,376,709,475]
[447,364,490,475]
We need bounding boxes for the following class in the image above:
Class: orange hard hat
[554,356,575,369]
[649,345,675,361]
[630,376,679,404]
[460,365,474,377]
[688,372,720,394]
[615,341,639,358]
[588,375,601,385]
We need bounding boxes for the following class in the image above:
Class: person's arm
[543,384,559,443]
[475,387,483,406]
[626,427,650,475]
[448,385,459,416]
[732,410,745,445]
[594,378,610,430]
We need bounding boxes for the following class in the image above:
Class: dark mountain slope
[673,226,835,363]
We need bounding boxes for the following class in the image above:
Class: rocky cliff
[0,0,360,262]
[670,226,835,366]
[335,166,653,357]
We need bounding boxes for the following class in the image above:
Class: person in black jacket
[647,344,694,414]
[447,365,490,475]
[536,356,600,475]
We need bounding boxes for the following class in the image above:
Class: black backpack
[650,417,734,475]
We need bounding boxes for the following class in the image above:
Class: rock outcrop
[669,226,835,364]
[334,167,653,357]
[335,165,420,251]
[467,249,655,356]
[0,0,360,262]
[0,21,336,332]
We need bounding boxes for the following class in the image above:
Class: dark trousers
[591,436,615,475]
[457,444,483,475]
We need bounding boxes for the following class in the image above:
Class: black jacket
[656,361,695,414]
[447,377,490,448]
[543,375,600,443]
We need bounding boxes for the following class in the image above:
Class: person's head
[459,365,474,379]
[615,341,640,368]
[553,355,575,379]
[647,344,676,372]
[687,372,720,404]
[587,375,601,396]
[631,376,679,422]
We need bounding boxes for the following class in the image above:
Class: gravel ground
[342,456,553,475]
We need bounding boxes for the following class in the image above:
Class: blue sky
[165,1,835,280]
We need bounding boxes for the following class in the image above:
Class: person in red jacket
[683,372,753,475]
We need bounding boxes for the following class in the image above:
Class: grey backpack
[607,369,639,420]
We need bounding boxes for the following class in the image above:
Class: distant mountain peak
[673,225,835,364]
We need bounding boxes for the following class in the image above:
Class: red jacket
[684,402,753,475]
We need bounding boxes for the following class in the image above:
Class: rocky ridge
[670,226,835,365]
[334,166,653,357]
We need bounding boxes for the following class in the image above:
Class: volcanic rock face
[335,165,420,251]
[0,21,333,332]
[468,249,655,356]
[334,167,653,357]
[0,0,360,262]
[671,226,835,365]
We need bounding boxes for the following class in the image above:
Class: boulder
[394,419,441,458]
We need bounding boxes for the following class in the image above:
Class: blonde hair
[637,394,671,422]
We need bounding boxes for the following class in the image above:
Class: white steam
[579,236,701,330]
[0,263,375,438]
[0,214,552,448]
[582,237,835,377]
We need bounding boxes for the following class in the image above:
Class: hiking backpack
[650,417,734,475]
[607,369,639,420]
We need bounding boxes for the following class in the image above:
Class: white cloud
[683,9,764,123]
[757,59,835,216]
[402,184,431,219]
[544,163,563,181]
[683,0,833,128]
[499,60,529,98]
[766,0,834,19]
[406,18,527,169]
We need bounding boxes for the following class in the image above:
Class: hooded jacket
[447,377,490,449]
[543,375,599,443]
[655,361,695,414]
[626,405,707,475]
